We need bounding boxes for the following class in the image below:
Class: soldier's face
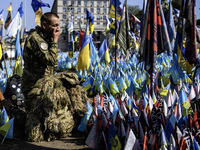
[44,16,60,37]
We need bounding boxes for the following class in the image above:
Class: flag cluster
[0,107,14,144]
[79,80,200,149]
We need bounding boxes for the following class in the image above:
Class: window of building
[78,0,81,5]
[103,1,106,6]
[96,22,100,25]
[84,15,87,19]
[103,15,106,20]
[77,7,81,12]
[84,0,87,6]
[71,15,74,19]
[62,36,66,40]
[63,7,66,12]
[63,28,66,33]
[90,8,94,13]
[90,1,94,6]
[77,15,81,19]
[71,8,74,13]
[63,21,66,27]
[97,8,100,13]
[71,0,74,5]
[97,15,100,20]
[97,1,100,6]
[63,14,66,19]
[84,8,87,12]
[63,0,66,5]
[103,8,107,13]
[103,22,106,26]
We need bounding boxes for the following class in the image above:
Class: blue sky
[0,0,199,31]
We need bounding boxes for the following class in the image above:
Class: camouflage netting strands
[25,71,91,142]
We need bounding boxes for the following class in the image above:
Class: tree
[197,19,200,26]
[172,0,181,10]
[127,5,143,20]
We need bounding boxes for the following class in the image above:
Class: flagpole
[24,0,26,28]
[2,23,8,78]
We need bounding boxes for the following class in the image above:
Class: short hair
[41,12,59,26]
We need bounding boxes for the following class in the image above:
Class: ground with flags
[1,0,200,149]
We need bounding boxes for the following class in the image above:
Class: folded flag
[0,106,9,126]
[107,124,122,150]
[77,101,93,132]
[0,117,14,144]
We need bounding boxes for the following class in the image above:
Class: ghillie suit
[25,71,92,142]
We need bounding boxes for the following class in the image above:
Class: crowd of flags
[0,0,200,148]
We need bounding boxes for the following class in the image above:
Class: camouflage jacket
[21,26,58,98]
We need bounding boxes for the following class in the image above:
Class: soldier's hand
[52,27,60,43]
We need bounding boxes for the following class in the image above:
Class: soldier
[21,12,60,104]
[20,12,89,142]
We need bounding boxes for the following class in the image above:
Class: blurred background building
[51,0,109,52]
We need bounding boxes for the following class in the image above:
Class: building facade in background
[51,0,109,52]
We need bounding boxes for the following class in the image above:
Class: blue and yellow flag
[0,9,4,25]
[77,21,90,72]
[68,34,74,58]
[109,18,116,35]
[109,0,122,21]
[69,21,73,32]
[108,124,122,150]
[14,29,23,76]
[31,0,50,26]
[105,15,110,34]
[179,88,192,117]
[86,9,94,35]
[174,0,194,74]
[6,3,23,38]
[4,3,12,30]
[0,117,14,144]
[1,107,9,126]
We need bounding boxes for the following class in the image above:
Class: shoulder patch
[41,43,48,50]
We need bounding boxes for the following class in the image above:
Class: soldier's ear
[42,21,47,30]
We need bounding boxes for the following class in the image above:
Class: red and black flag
[4,3,12,30]
[144,0,164,96]
[183,0,197,64]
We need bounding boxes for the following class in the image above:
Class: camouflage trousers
[25,71,91,142]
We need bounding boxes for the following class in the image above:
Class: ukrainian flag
[0,117,14,143]
[0,107,9,126]
[86,10,94,35]
[109,0,121,21]
[77,21,90,72]
[179,88,192,117]
[108,124,122,150]
[31,0,50,26]
[14,29,23,76]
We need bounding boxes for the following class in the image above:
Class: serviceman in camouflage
[21,12,60,102]
[20,12,90,142]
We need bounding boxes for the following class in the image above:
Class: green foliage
[127,5,143,20]
[172,0,181,9]
[197,19,200,26]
